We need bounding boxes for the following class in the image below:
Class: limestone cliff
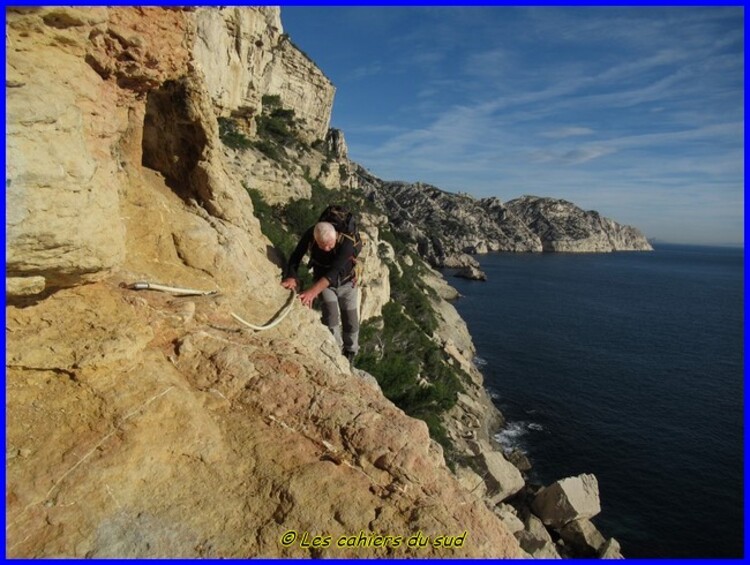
[192,7,334,144]
[5,7,523,558]
[356,169,652,268]
[504,195,653,253]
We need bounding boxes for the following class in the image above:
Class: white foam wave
[494,420,543,453]
[474,356,488,367]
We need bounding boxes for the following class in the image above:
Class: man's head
[313,222,337,252]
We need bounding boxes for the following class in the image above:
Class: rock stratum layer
[5,7,522,558]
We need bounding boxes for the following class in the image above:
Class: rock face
[6,7,182,292]
[6,282,522,558]
[193,7,282,118]
[193,7,334,144]
[357,218,391,322]
[505,196,653,252]
[358,175,542,266]
[6,6,629,560]
[326,128,348,159]
[6,7,524,558]
[357,169,652,268]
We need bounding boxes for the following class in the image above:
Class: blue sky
[281,7,744,247]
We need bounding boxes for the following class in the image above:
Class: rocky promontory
[356,170,652,269]
[504,195,654,253]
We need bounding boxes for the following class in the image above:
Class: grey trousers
[320,281,359,354]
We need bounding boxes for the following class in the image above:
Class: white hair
[313,222,337,245]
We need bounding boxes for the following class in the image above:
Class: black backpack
[317,204,363,258]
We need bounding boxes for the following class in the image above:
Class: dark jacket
[284,226,356,287]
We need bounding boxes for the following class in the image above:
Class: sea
[448,244,744,558]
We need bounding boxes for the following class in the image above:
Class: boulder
[515,531,562,559]
[506,449,532,473]
[454,265,487,281]
[599,538,625,559]
[493,504,524,534]
[531,473,601,528]
[559,518,606,556]
[525,513,554,545]
[477,445,525,503]
[454,465,487,499]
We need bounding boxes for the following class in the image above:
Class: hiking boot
[344,350,356,369]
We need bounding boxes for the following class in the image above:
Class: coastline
[428,263,624,559]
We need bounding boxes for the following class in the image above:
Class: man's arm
[298,276,330,307]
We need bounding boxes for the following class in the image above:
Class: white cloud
[542,127,595,139]
[349,62,384,80]
[531,145,615,165]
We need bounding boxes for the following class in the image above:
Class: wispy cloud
[531,145,615,165]
[542,127,595,139]
[348,62,384,80]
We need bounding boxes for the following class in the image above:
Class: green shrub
[252,139,285,163]
[218,117,252,151]
[245,187,296,257]
[389,262,438,334]
[261,94,282,109]
[379,227,410,255]
[256,113,295,146]
[356,295,464,452]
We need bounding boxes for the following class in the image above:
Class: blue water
[449,245,744,558]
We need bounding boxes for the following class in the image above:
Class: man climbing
[281,219,359,365]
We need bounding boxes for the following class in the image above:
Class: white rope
[230,289,296,331]
[122,281,296,332]
[121,281,218,296]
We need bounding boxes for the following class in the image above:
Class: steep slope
[5,7,523,558]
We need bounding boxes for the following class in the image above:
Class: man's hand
[298,288,320,308]
[281,278,298,291]
[297,277,331,308]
